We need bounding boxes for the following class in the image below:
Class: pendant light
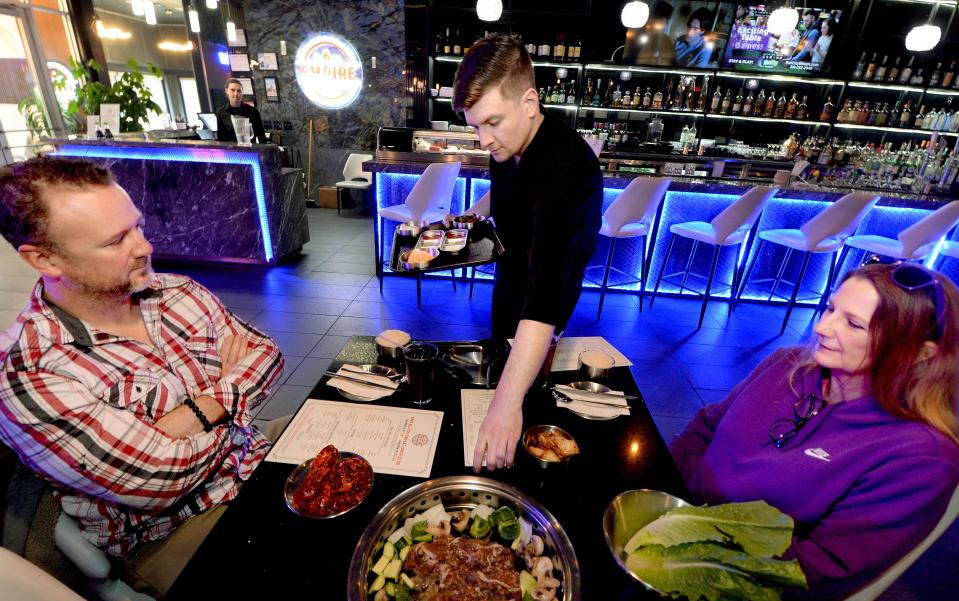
[188,4,201,33]
[476,0,502,22]
[621,1,650,29]
[767,6,799,36]
[225,0,237,43]
[144,0,157,26]
[905,5,942,53]
[206,0,218,8]
[131,0,144,17]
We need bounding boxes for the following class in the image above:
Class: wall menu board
[723,4,842,75]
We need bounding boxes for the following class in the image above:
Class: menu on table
[461,389,495,467]
[266,399,443,478]
[507,336,632,372]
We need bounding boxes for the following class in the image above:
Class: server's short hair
[224,78,243,90]
[0,156,114,250]
[452,33,535,112]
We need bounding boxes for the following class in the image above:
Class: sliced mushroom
[374,589,388,601]
[451,509,470,532]
[527,534,545,556]
[531,585,557,601]
[537,575,561,589]
[531,556,553,580]
[426,519,451,537]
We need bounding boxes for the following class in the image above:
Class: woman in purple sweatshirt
[671,262,959,600]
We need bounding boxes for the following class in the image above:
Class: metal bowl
[416,230,445,248]
[521,425,579,468]
[452,214,483,230]
[284,452,374,519]
[375,329,411,359]
[568,381,611,394]
[602,489,691,592]
[347,475,581,601]
[400,247,440,270]
[396,220,429,237]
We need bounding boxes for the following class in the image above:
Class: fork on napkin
[554,384,630,418]
[327,366,400,401]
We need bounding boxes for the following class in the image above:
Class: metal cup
[578,349,615,381]
[403,342,439,405]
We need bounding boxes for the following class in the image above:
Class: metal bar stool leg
[377,216,385,294]
[451,270,457,291]
[698,245,721,330]
[649,232,677,308]
[678,240,699,295]
[417,274,422,309]
[833,245,852,288]
[336,187,342,215]
[781,251,812,335]
[639,235,648,313]
[469,266,476,300]
[733,238,765,312]
[598,237,616,320]
[817,250,839,316]
[768,247,792,302]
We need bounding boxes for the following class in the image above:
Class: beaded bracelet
[183,397,213,433]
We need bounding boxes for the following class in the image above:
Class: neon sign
[294,33,363,109]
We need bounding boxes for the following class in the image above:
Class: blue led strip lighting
[54,145,275,262]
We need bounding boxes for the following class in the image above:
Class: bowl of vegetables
[603,490,807,599]
[348,476,581,601]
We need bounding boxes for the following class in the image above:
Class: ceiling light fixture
[144,0,157,26]
[131,0,144,17]
[906,4,942,52]
[621,1,650,28]
[158,40,196,52]
[476,0,503,22]
[226,21,237,42]
[188,4,200,32]
[206,0,218,8]
[94,19,131,40]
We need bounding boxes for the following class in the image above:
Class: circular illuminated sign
[294,33,363,109]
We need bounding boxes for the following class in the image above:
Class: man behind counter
[215,78,267,144]
[451,33,603,472]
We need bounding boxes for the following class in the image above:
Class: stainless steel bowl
[347,475,581,601]
[452,214,483,230]
[396,220,429,237]
[568,381,611,394]
[521,425,579,468]
[602,489,691,592]
[416,230,445,248]
[375,329,411,359]
[400,247,440,270]
[284,452,374,519]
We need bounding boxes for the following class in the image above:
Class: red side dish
[292,445,374,517]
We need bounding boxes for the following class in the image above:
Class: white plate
[329,364,400,402]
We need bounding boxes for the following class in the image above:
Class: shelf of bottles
[705,72,842,127]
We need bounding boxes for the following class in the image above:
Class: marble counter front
[52,139,309,264]
[368,158,959,307]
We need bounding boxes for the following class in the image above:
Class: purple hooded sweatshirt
[670,347,959,600]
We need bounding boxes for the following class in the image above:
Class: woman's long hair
[789,263,959,445]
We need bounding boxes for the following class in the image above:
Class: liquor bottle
[929,62,944,87]
[900,101,912,127]
[537,41,551,59]
[873,55,889,82]
[865,102,877,126]
[877,102,890,127]
[889,101,901,126]
[763,91,776,117]
[566,82,576,105]
[720,89,732,114]
[452,29,462,55]
[685,90,695,111]
[886,56,901,83]
[837,99,852,123]
[695,89,706,112]
[910,68,925,86]
[663,78,675,109]
[850,100,862,123]
[851,52,868,80]
[642,87,652,108]
[591,79,603,106]
[630,87,641,107]
[942,62,957,88]
[621,89,632,107]
[923,107,938,130]
[899,56,915,84]
[743,89,754,115]
[820,96,834,121]
[863,53,879,81]
[553,35,566,62]
[434,31,443,54]
[773,93,787,118]
[443,28,452,54]
[796,95,809,120]
[673,81,684,109]
[732,88,744,114]
[603,79,616,106]
[915,105,927,129]
[652,87,663,109]
[612,84,622,106]
[752,89,764,116]
[784,92,798,118]
[582,78,594,106]
[710,87,722,112]
[539,87,548,103]
[571,40,582,61]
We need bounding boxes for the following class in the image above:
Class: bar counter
[52,139,309,264]
[368,154,959,305]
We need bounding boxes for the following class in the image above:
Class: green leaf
[626,542,806,601]
[625,501,794,558]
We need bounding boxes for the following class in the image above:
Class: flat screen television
[722,4,842,75]
[623,1,735,69]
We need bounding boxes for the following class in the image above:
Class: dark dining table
[167,336,688,600]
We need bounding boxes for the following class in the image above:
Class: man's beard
[75,258,156,298]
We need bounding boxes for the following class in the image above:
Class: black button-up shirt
[215,104,267,144]
[489,114,603,338]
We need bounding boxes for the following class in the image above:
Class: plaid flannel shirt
[0,274,283,554]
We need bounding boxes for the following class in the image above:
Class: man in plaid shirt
[0,156,284,595]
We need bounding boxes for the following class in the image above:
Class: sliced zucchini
[399,545,410,561]
[382,541,395,559]
[400,573,415,589]
[383,557,402,580]
[368,574,386,593]
[371,553,390,576]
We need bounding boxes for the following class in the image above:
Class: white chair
[334,153,373,215]
[649,186,777,329]
[591,177,671,318]
[845,484,959,601]
[376,161,461,302]
[0,545,85,601]
[838,200,959,269]
[54,514,154,601]
[735,192,879,335]
[937,240,959,272]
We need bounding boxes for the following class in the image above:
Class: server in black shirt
[453,34,602,472]
[215,78,267,144]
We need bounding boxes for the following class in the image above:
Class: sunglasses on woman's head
[860,255,946,341]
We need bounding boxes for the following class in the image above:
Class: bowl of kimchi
[284,445,374,519]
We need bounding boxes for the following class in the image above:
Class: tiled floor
[0,208,954,599]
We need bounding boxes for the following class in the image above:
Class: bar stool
[376,161,461,302]
[334,152,373,214]
[649,186,777,329]
[937,240,959,271]
[590,176,671,318]
[735,192,878,335]
[835,200,959,273]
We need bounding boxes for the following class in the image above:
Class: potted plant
[63,57,165,133]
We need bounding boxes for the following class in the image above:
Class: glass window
[179,77,202,128]
[0,12,50,163]
[109,69,171,130]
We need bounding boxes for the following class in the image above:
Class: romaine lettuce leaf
[624,501,794,558]
[626,542,806,601]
